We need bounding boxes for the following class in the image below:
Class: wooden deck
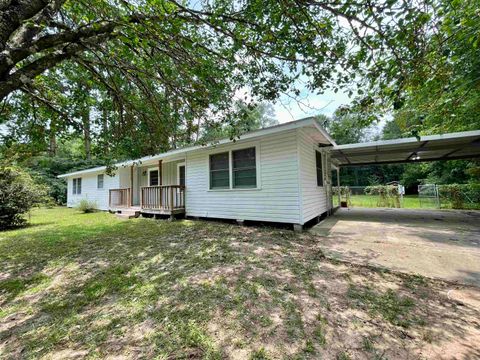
[109,186,185,216]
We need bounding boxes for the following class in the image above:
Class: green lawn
[333,194,480,210]
[349,195,425,209]
[0,208,477,359]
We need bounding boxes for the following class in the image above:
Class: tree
[326,109,369,145]
[348,0,480,134]
[200,101,278,142]
[1,1,447,142]
[0,165,47,229]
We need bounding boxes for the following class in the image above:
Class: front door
[149,169,159,186]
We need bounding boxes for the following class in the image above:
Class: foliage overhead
[3,0,477,158]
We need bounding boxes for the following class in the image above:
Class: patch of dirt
[202,231,480,359]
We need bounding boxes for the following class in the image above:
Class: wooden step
[115,210,140,219]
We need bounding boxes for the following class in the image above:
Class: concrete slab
[310,207,480,287]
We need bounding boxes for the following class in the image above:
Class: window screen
[73,178,82,194]
[210,152,229,189]
[232,147,256,188]
[316,151,323,186]
[97,174,104,189]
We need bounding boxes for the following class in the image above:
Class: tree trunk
[48,116,57,156]
[49,129,57,157]
[82,110,91,160]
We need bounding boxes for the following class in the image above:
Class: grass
[334,194,480,209]
[0,208,478,359]
[347,286,416,328]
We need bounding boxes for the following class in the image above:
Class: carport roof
[331,130,480,166]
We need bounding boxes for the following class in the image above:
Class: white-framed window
[316,151,324,187]
[97,174,104,189]
[209,145,259,190]
[209,152,230,189]
[232,147,256,188]
[72,178,82,194]
[148,168,160,186]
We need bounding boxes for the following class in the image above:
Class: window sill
[207,187,261,192]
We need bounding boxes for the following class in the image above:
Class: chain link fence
[418,184,440,209]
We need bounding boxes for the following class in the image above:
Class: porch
[108,157,186,216]
[109,185,186,215]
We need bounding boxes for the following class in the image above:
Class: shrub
[438,183,480,209]
[0,166,47,229]
[77,199,98,213]
[364,185,401,208]
[333,186,352,207]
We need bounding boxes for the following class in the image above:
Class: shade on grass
[0,208,478,359]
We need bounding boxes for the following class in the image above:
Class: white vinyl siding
[297,127,331,224]
[67,171,119,210]
[185,130,301,224]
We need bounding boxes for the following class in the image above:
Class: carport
[328,130,480,206]
[316,130,480,286]
[330,130,480,167]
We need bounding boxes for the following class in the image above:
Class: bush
[0,166,47,229]
[438,183,480,209]
[364,185,401,208]
[77,199,98,213]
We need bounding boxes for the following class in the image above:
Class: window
[97,174,104,189]
[178,165,186,186]
[316,151,323,186]
[209,152,229,189]
[232,147,256,188]
[72,178,82,194]
[149,169,159,186]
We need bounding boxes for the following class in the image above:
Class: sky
[270,82,386,141]
[273,87,351,124]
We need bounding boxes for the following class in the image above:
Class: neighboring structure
[58,119,480,229]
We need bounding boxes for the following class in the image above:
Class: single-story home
[58,118,336,230]
[58,118,480,230]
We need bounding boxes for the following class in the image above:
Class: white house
[58,117,480,229]
[58,118,337,230]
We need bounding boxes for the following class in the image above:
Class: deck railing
[109,188,131,208]
[141,185,185,211]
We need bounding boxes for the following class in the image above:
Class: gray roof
[331,130,480,166]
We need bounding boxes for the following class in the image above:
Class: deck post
[158,160,162,185]
[169,186,174,210]
[130,165,134,207]
[336,167,341,206]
